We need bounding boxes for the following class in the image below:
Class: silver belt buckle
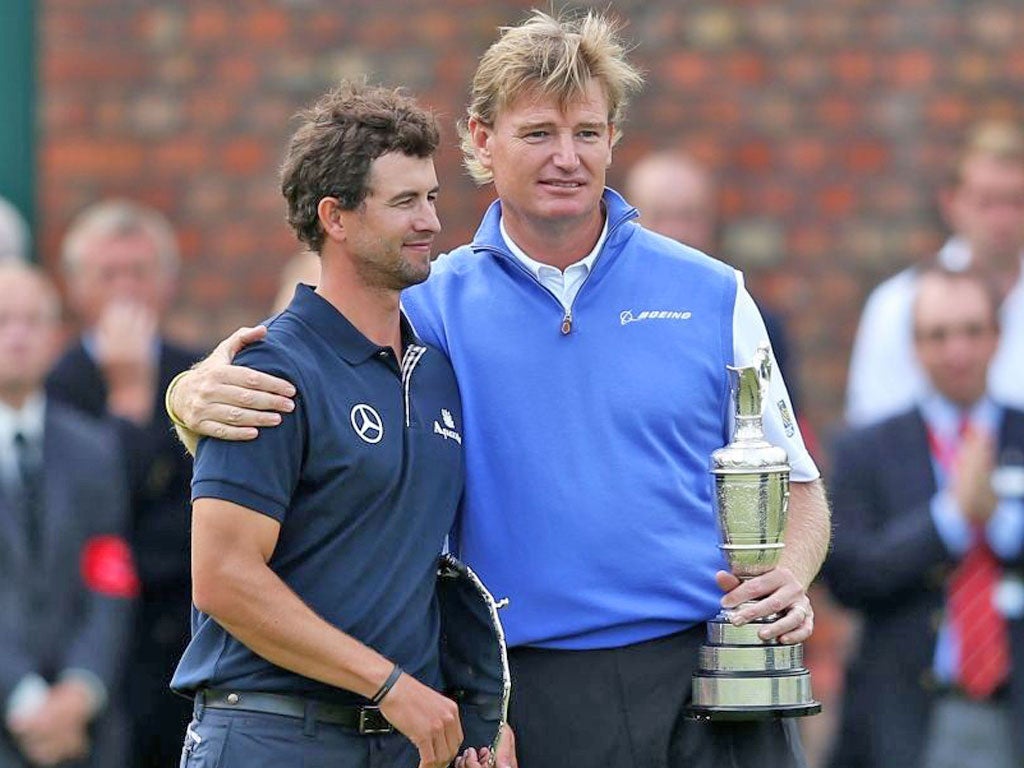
[358,706,392,735]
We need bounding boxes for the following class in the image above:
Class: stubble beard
[355,238,431,293]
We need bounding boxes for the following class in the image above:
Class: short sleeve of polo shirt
[731,271,820,482]
[191,343,305,522]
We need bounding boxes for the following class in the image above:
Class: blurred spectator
[44,201,202,768]
[0,197,30,263]
[825,268,1024,768]
[624,151,718,253]
[845,120,1024,426]
[624,150,800,411]
[0,263,137,768]
[270,249,320,314]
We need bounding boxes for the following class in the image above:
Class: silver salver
[688,342,820,720]
[437,553,511,765]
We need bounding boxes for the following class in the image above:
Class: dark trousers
[179,698,417,768]
[508,625,808,768]
[127,598,193,768]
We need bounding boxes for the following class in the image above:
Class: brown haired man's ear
[317,197,347,244]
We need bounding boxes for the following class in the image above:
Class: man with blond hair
[169,11,829,767]
[46,200,203,768]
[846,120,1024,426]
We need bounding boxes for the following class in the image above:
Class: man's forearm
[780,479,831,588]
[200,559,392,698]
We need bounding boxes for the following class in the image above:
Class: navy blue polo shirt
[171,284,464,705]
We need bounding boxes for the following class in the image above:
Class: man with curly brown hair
[170,82,470,768]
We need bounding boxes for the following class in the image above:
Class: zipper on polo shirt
[399,344,427,427]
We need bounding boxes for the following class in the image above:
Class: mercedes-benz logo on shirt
[350,404,384,444]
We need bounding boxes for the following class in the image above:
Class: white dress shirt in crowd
[845,238,1024,427]
[0,392,45,496]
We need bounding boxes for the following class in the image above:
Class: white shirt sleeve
[989,273,1024,412]
[844,268,926,426]
[731,271,819,482]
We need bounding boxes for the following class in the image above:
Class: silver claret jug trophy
[688,342,820,720]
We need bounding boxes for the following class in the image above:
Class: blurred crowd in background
[2,2,1023,767]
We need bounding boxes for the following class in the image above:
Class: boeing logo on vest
[619,309,693,326]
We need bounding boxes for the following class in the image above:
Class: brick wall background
[36,1,1024,437]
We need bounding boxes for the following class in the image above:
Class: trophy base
[687,615,820,721]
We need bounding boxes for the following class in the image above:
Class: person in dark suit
[44,201,202,768]
[825,267,1024,768]
[0,263,137,768]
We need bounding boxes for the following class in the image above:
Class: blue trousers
[179,698,418,768]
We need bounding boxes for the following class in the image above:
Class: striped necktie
[949,528,1009,698]
[930,419,1010,699]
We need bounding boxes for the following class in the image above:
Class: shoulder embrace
[233,329,303,384]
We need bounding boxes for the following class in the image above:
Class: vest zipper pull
[561,310,572,335]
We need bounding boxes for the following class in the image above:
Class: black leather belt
[201,689,393,735]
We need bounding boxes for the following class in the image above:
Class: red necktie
[929,419,1010,699]
[948,531,1009,698]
